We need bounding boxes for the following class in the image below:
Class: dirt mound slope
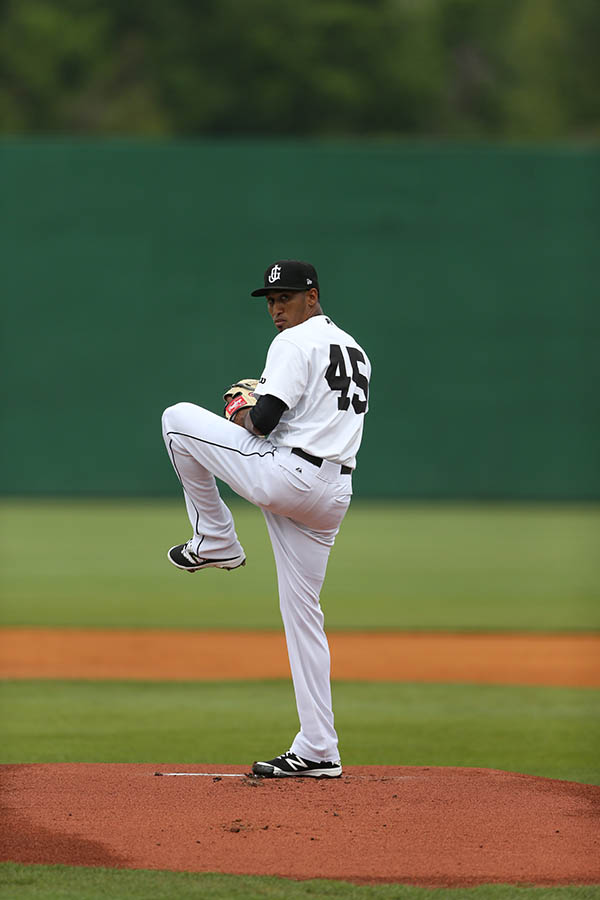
[1,763,599,887]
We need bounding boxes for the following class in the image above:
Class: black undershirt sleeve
[249,393,288,435]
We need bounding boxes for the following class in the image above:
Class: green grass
[1,864,599,900]
[2,499,599,897]
[1,500,598,630]
[2,680,598,784]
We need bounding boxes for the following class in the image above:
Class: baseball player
[161,259,370,777]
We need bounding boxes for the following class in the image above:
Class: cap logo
[306,278,312,284]
[268,264,282,284]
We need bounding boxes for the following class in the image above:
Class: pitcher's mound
[1,763,598,887]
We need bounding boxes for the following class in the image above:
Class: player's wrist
[243,408,269,437]
[231,409,248,427]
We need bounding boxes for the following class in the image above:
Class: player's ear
[306,288,319,307]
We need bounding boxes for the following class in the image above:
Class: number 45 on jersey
[325,344,369,414]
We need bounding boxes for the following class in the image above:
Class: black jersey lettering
[325,344,369,414]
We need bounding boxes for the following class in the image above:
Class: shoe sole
[252,762,342,778]
[167,553,246,574]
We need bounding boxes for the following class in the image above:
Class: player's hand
[223,379,259,422]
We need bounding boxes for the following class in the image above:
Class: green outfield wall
[2,139,598,499]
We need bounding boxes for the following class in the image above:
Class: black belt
[292,447,352,475]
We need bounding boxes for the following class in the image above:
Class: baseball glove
[223,378,259,422]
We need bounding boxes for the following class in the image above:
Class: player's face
[266,289,319,332]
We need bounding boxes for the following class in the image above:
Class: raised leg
[161,402,273,557]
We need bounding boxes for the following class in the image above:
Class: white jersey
[253,315,371,468]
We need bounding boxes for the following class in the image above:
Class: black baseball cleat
[167,541,246,573]
[252,750,342,778]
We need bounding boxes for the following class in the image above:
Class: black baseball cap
[251,260,319,297]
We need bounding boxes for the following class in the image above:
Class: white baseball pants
[161,402,352,762]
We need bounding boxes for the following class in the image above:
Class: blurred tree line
[1,0,598,139]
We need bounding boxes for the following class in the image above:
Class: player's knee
[161,404,175,432]
[161,402,189,433]
[162,401,211,436]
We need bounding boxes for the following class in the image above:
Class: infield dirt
[2,628,599,886]
[1,628,599,685]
